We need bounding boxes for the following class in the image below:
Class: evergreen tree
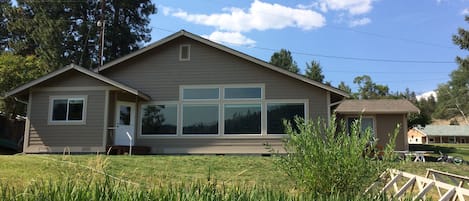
[434,16,469,124]
[4,0,156,69]
[269,49,299,73]
[337,81,353,98]
[305,60,324,83]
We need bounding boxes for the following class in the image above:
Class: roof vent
[179,44,190,61]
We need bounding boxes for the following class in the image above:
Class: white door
[115,101,136,146]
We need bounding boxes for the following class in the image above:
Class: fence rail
[366,169,469,201]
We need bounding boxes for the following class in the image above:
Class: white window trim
[346,116,377,137]
[223,102,263,136]
[181,103,220,136]
[139,101,179,137]
[179,44,190,61]
[264,99,309,136]
[48,95,87,125]
[140,85,307,138]
[180,85,220,101]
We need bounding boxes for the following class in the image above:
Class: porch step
[106,145,151,155]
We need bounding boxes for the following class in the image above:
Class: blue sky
[147,0,468,95]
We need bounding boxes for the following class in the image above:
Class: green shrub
[274,115,398,197]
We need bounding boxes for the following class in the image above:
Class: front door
[115,101,136,146]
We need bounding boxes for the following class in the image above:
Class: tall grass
[0,155,391,201]
[0,177,392,201]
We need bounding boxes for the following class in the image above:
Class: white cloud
[317,0,373,15]
[165,0,326,32]
[462,8,469,15]
[349,17,371,27]
[202,31,256,46]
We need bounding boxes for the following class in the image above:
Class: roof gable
[335,99,420,114]
[96,30,349,98]
[6,64,150,100]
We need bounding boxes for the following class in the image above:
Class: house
[334,99,419,151]
[407,127,427,144]
[411,125,469,144]
[5,30,417,154]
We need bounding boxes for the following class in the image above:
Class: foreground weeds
[0,177,393,201]
[0,155,392,201]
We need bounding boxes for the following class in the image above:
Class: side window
[49,96,87,124]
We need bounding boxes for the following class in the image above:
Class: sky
[147,0,468,95]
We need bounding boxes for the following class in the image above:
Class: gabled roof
[6,64,150,100]
[416,125,469,137]
[96,30,349,98]
[335,99,419,114]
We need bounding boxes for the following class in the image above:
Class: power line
[323,70,450,74]
[253,46,455,64]
[151,27,457,64]
[326,25,456,50]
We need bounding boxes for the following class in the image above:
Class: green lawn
[0,155,295,189]
[1,153,469,190]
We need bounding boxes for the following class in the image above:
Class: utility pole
[97,0,105,70]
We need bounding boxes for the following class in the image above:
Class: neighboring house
[334,99,419,151]
[412,125,469,144]
[5,30,417,154]
[407,126,427,144]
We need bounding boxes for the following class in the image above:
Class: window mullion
[66,99,71,121]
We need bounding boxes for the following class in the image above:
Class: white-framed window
[224,103,261,134]
[346,116,376,137]
[179,44,190,61]
[266,101,307,134]
[140,84,308,137]
[48,95,87,125]
[140,103,178,135]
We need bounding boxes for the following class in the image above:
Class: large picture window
[183,104,219,135]
[267,103,305,134]
[224,104,261,134]
[49,96,86,124]
[141,104,177,135]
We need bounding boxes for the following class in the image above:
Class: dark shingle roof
[335,99,419,114]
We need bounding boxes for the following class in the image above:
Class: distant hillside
[432,116,468,125]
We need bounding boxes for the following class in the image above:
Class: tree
[0,0,12,52]
[0,53,50,115]
[434,16,469,124]
[305,60,324,83]
[353,75,389,99]
[4,0,156,69]
[269,49,299,73]
[337,81,353,97]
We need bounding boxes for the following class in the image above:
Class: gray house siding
[24,72,111,153]
[103,37,329,116]
[102,36,329,154]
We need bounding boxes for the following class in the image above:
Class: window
[224,87,261,99]
[267,103,305,134]
[183,104,219,135]
[224,104,261,134]
[49,96,86,124]
[347,117,375,136]
[179,44,190,61]
[141,104,177,135]
[183,88,219,100]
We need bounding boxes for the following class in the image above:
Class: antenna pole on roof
[97,0,106,71]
